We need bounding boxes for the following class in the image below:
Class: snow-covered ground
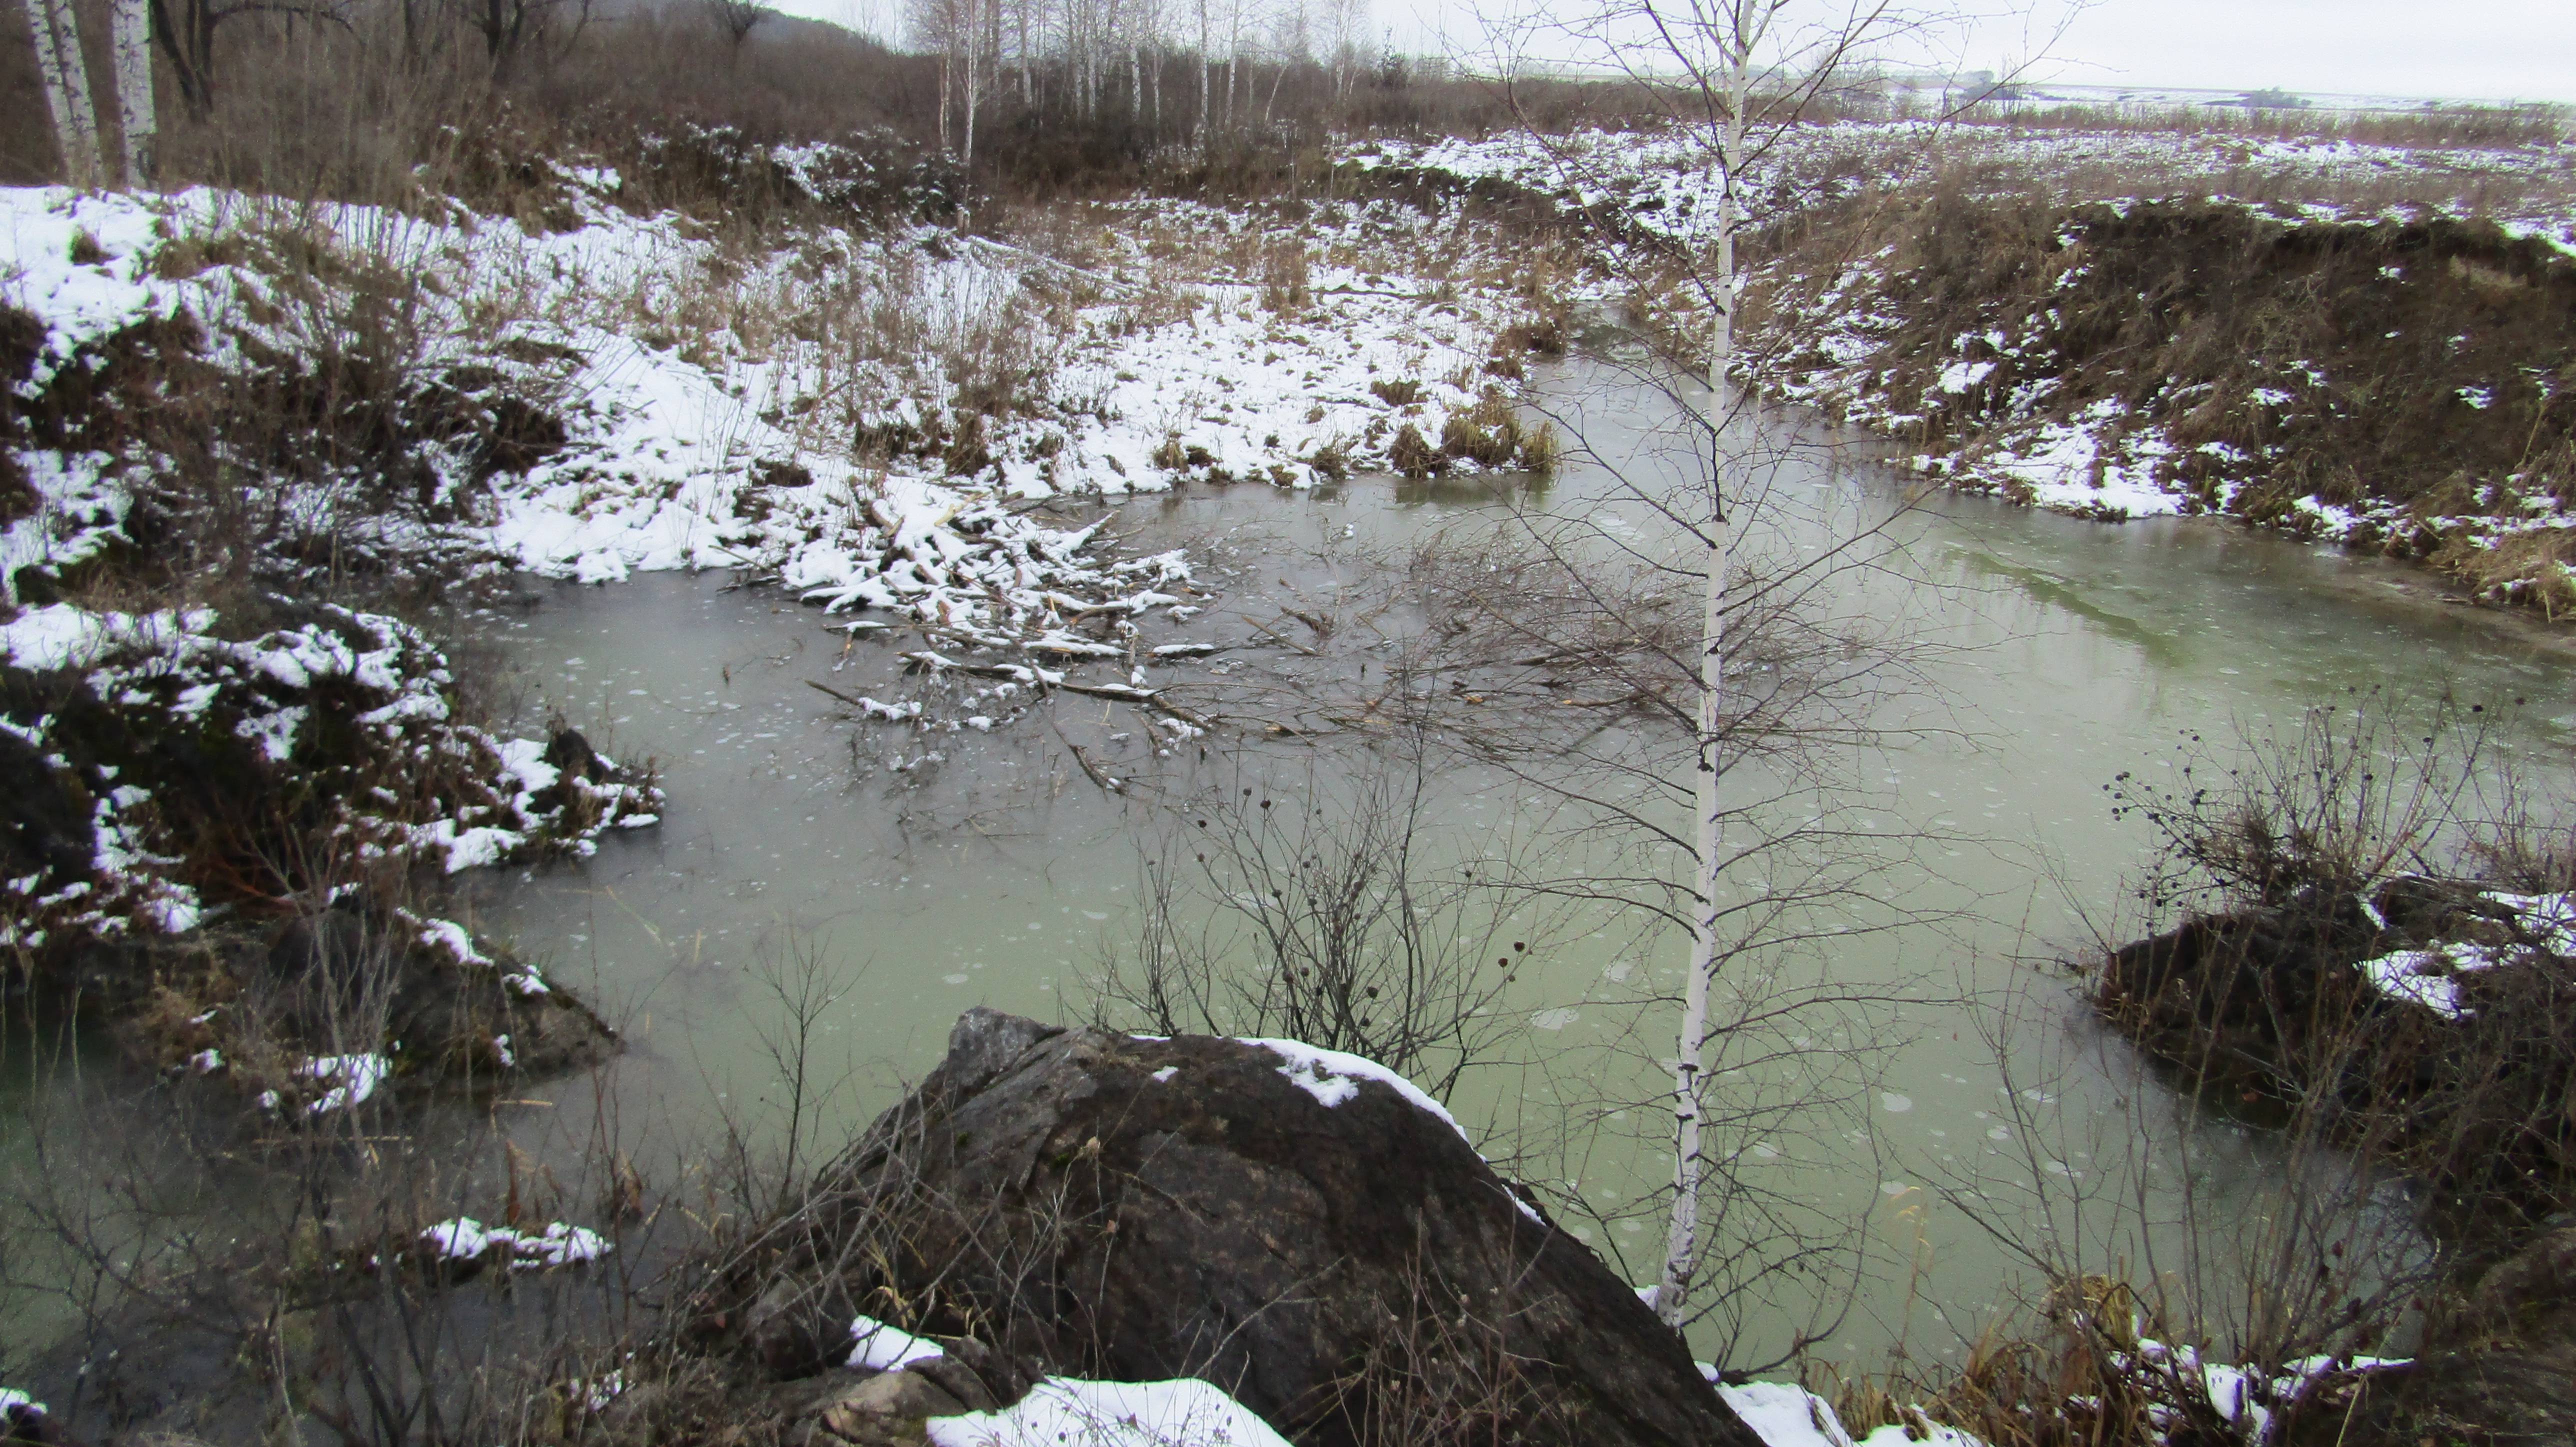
[2354,888,2576,1018]
[0,156,1563,960]
[1710,1347,2406,1447]
[5,166,1548,634]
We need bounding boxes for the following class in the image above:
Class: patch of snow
[2354,942,2502,1018]
[1717,1381,1859,1447]
[422,1217,497,1258]
[2484,890,2576,953]
[928,1376,1292,1447]
[508,1221,614,1268]
[301,1053,391,1115]
[1242,1037,1466,1143]
[2124,1339,2409,1446]
[2354,890,2576,1017]
[1714,1379,1992,1447]
[413,916,492,966]
[850,1314,948,1370]
[418,1216,612,1269]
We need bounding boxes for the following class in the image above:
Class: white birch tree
[1650,8,1760,1330]
[1322,0,1362,108]
[108,0,154,184]
[1522,0,2060,1338]
[912,0,994,162]
[25,0,104,187]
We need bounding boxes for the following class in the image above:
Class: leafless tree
[1454,0,2087,1341]
[912,0,998,161]
[707,0,768,50]
[15,0,156,185]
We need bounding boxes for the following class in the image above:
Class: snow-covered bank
[1346,124,2576,614]
[925,1377,1294,1447]
[0,599,658,947]
[5,160,1560,663]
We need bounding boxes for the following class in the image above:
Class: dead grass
[2430,526,2576,618]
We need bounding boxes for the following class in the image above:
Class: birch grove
[904,0,1346,161]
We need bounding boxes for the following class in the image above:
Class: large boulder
[720,1008,1760,1447]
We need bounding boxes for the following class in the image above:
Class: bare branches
[1090,752,1568,1100]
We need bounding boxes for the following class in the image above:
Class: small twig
[1242,616,1321,656]
[1060,738,1124,795]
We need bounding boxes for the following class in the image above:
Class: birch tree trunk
[27,0,103,187]
[109,0,154,184]
[1652,4,1755,1334]
[938,48,954,153]
[1194,0,1210,153]
[962,28,980,164]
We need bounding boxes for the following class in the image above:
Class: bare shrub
[1259,238,1309,314]
[1091,758,1558,1100]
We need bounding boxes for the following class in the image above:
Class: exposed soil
[2280,1226,2576,1447]
[1753,196,2576,612]
[78,895,618,1096]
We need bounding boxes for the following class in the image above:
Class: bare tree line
[14,0,610,184]
[905,0,1378,162]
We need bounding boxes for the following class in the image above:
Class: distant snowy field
[1356,121,2576,250]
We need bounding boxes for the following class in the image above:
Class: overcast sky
[1954,0,2576,104]
[797,0,2576,106]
